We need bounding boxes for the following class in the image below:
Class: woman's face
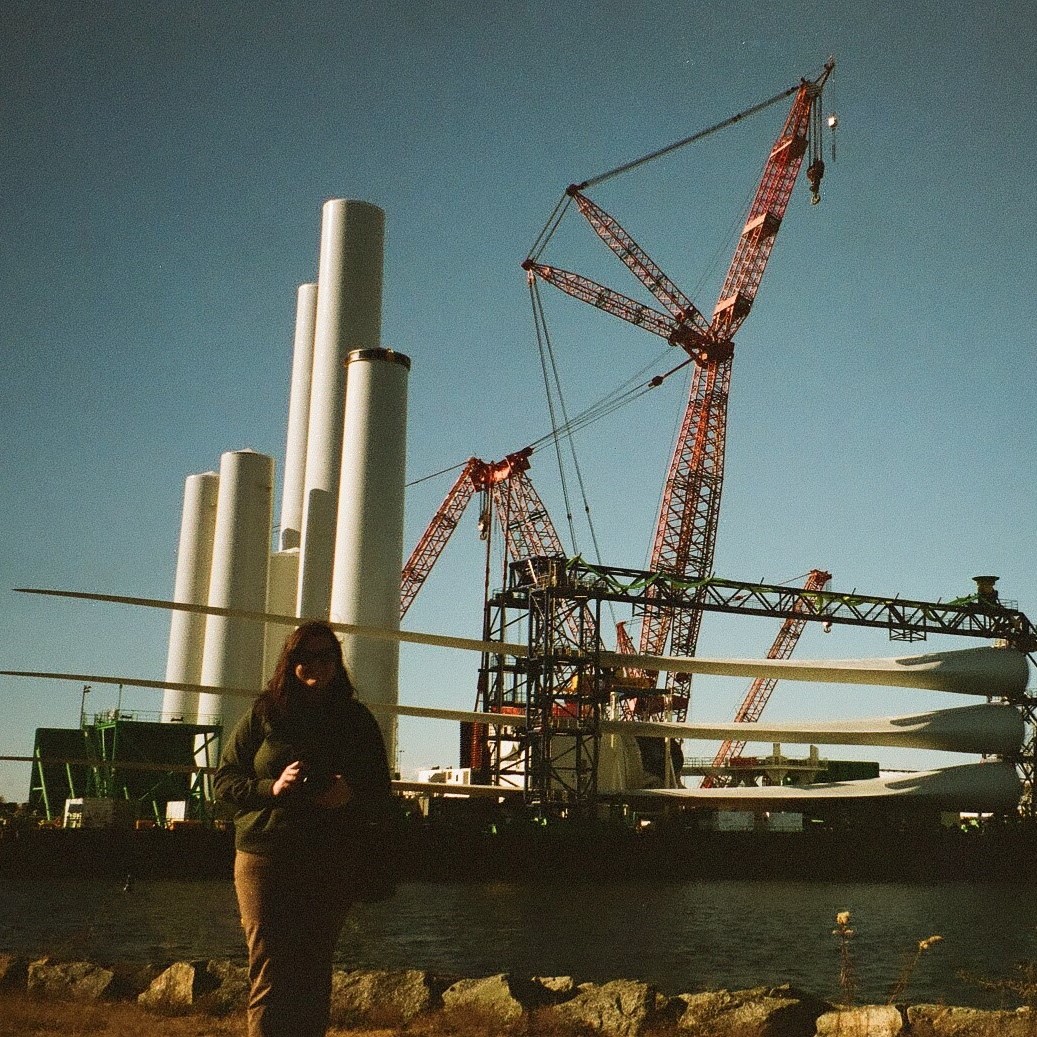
[292,636,340,695]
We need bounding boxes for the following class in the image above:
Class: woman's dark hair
[257,620,355,722]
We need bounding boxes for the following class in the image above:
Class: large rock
[677,984,823,1036]
[532,974,576,1000]
[442,972,525,1022]
[201,959,249,1014]
[27,957,115,1001]
[907,1004,1037,1036]
[815,1004,903,1036]
[0,953,28,992]
[330,967,434,1025]
[549,978,667,1037]
[137,960,220,1009]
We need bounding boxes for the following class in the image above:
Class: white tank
[263,549,299,683]
[278,283,318,552]
[329,347,410,770]
[297,199,385,618]
[196,450,274,736]
[162,471,219,723]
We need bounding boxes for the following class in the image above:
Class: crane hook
[806,157,825,205]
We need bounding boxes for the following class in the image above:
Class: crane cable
[527,192,574,264]
[406,457,470,489]
[528,275,580,554]
[574,81,801,192]
[403,350,678,491]
[526,80,800,264]
[529,277,619,627]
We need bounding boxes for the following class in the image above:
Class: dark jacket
[214,691,393,861]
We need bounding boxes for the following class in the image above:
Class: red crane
[401,448,594,778]
[399,447,566,618]
[524,60,834,721]
[700,568,832,788]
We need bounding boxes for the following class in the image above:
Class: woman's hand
[313,775,353,809]
[272,760,306,797]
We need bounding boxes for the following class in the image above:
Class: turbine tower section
[297,199,385,619]
[329,348,411,769]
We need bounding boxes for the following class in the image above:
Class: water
[1,877,1034,1008]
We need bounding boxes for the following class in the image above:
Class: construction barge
[6,561,1036,886]
[2,808,1036,885]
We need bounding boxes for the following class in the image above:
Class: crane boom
[637,63,833,716]
[523,261,682,344]
[400,461,479,618]
[400,448,593,650]
[638,356,731,697]
[490,468,567,572]
[713,60,833,338]
[569,189,711,332]
[399,449,542,619]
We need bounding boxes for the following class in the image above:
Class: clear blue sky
[1,1,1034,802]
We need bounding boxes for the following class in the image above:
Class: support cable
[532,278,619,628]
[406,457,470,489]
[527,192,574,263]
[406,352,682,493]
[529,276,581,554]
[574,83,800,192]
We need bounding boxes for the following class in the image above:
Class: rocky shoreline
[0,953,1031,1036]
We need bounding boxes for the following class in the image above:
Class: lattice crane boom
[399,461,479,618]
[634,356,733,721]
[569,189,712,333]
[639,63,833,716]
[490,468,566,566]
[713,61,833,337]
[399,448,540,619]
[522,262,685,347]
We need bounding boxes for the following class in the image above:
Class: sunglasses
[293,647,338,666]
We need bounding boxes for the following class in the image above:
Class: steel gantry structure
[481,558,1037,815]
[523,60,835,721]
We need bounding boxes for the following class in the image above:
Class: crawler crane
[524,60,835,722]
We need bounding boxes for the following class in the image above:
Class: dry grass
[0,992,245,1037]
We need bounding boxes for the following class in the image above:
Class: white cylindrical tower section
[329,348,410,771]
[197,450,275,737]
[279,283,318,551]
[297,199,385,618]
[162,471,220,723]
[263,549,300,684]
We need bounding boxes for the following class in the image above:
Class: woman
[214,621,393,1037]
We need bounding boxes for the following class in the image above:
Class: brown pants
[235,850,352,1037]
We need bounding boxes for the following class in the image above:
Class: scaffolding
[477,557,608,813]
